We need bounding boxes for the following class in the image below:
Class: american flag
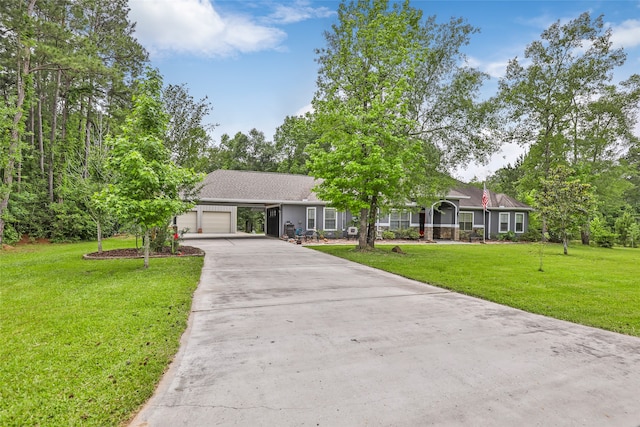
[482,187,489,210]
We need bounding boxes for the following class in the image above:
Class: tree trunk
[358,208,368,250]
[366,196,378,249]
[563,235,568,255]
[0,0,36,247]
[37,94,44,174]
[580,229,590,245]
[97,220,103,254]
[143,228,150,269]
[48,68,62,202]
[83,92,93,179]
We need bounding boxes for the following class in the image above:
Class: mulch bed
[83,245,204,260]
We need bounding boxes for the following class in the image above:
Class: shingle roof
[449,183,532,210]
[198,170,323,203]
[197,170,531,210]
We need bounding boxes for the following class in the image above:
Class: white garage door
[202,211,231,233]
[176,211,197,233]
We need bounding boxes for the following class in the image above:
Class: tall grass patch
[0,238,203,426]
[311,243,640,337]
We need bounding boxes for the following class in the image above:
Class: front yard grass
[311,243,640,337]
[0,237,203,426]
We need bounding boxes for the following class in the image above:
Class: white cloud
[294,103,313,116]
[129,0,286,57]
[265,0,335,25]
[467,56,511,79]
[610,19,640,49]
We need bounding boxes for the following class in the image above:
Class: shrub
[2,223,20,245]
[49,201,96,242]
[519,228,541,242]
[382,230,396,240]
[395,228,420,240]
[498,230,517,241]
[150,226,172,252]
[590,216,617,248]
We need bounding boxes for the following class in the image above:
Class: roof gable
[449,184,531,210]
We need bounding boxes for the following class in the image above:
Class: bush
[590,216,617,248]
[2,224,20,245]
[381,230,396,240]
[49,201,96,242]
[150,226,173,253]
[395,228,420,240]
[519,228,541,242]
[498,230,517,241]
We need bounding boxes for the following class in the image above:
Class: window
[515,213,524,233]
[499,212,510,233]
[460,212,473,231]
[377,209,389,225]
[390,210,410,230]
[324,208,337,230]
[306,207,316,230]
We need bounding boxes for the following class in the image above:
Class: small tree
[536,165,595,255]
[590,216,617,248]
[615,211,636,247]
[96,69,202,268]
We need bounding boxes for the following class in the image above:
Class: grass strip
[310,243,640,337]
[0,237,203,426]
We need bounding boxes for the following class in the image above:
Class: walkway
[130,237,640,426]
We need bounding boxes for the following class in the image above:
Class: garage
[201,211,232,233]
[175,211,197,233]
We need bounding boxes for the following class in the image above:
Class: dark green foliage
[0,0,149,247]
[237,207,264,233]
[217,129,278,172]
[163,83,216,173]
[381,230,396,240]
[518,228,541,242]
[394,228,420,240]
[498,230,517,241]
[49,200,97,242]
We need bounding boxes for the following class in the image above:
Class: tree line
[0,0,312,247]
[2,0,640,252]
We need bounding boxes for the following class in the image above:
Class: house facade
[176,170,532,240]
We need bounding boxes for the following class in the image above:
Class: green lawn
[311,243,640,337]
[0,237,203,427]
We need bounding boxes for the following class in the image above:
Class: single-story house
[175,169,533,241]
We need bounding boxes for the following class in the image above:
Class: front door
[266,207,280,237]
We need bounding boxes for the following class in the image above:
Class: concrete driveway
[130,238,640,426]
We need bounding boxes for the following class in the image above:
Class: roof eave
[198,198,326,206]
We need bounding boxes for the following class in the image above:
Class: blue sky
[128,0,640,180]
